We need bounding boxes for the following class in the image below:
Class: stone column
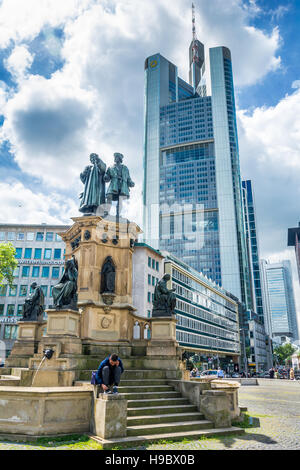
[93,394,127,439]
[200,390,231,428]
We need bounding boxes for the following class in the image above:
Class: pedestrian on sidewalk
[96,353,124,394]
[290,368,295,381]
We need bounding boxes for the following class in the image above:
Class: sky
[0,0,299,326]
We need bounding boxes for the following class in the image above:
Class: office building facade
[288,222,300,283]
[242,180,264,322]
[260,260,299,342]
[0,223,69,355]
[132,244,240,370]
[143,21,252,309]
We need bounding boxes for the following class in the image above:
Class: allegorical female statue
[22,282,44,321]
[100,257,116,294]
[52,256,78,310]
[152,274,176,317]
[79,153,106,214]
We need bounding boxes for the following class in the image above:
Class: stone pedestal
[6,321,47,365]
[46,308,81,338]
[93,394,127,439]
[58,215,142,344]
[200,390,231,428]
[210,380,241,420]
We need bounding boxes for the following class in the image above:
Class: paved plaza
[0,379,299,450]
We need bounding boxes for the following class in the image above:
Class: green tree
[0,243,18,288]
[273,343,296,365]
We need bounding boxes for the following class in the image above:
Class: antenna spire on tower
[192,3,197,42]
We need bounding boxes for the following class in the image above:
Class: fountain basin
[0,386,93,436]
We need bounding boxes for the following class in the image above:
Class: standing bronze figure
[104,153,135,218]
[79,153,106,215]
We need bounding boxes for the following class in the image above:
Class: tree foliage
[0,243,18,288]
[273,343,296,365]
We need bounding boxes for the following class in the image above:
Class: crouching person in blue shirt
[96,353,124,394]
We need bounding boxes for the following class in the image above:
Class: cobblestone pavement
[0,379,299,450]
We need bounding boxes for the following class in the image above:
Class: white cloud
[238,86,300,259]
[0,0,282,194]
[0,181,76,225]
[4,45,34,82]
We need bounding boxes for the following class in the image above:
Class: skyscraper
[260,260,299,342]
[143,7,252,308]
[288,222,300,283]
[242,180,264,323]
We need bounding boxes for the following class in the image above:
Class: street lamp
[240,328,248,377]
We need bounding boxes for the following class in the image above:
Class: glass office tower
[143,38,252,308]
[288,222,300,283]
[242,180,264,323]
[260,260,299,342]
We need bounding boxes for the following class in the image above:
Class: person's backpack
[91,371,97,385]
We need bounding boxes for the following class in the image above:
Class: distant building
[260,259,299,343]
[0,223,69,355]
[133,243,240,371]
[247,310,273,372]
[242,180,264,324]
[288,222,300,283]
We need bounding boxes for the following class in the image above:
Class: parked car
[200,370,218,377]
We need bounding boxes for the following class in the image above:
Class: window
[17,232,25,240]
[152,259,155,269]
[148,257,151,267]
[34,248,42,259]
[36,232,44,241]
[152,276,155,286]
[26,232,34,241]
[46,232,53,241]
[22,266,30,277]
[13,266,20,277]
[9,285,17,296]
[147,310,151,318]
[4,325,18,339]
[55,234,62,242]
[17,305,23,316]
[7,232,15,240]
[44,249,52,260]
[15,248,22,259]
[41,286,48,297]
[52,267,60,278]
[24,248,32,259]
[32,266,40,277]
[148,274,151,285]
[0,232,5,241]
[19,285,27,296]
[54,249,61,259]
[0,305,4,316]
[156,261,159,271]
[7,304,15,316]
[42,266,50,278]
[147,292,151,303]
[0,285,7,296]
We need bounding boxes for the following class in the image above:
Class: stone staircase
[76,369,245,448]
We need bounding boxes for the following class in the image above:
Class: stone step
[90,427,245,449]
[127,404,198,417]
[126,420,214,436]
[118,385,174,393]
[127,412,205,426]
[119,391,181,400]
[77,369,176,381]
[0,376,20,386]
[120,379,169,386]
[127,397,190,408]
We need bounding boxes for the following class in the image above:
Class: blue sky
[0,0,299,311]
